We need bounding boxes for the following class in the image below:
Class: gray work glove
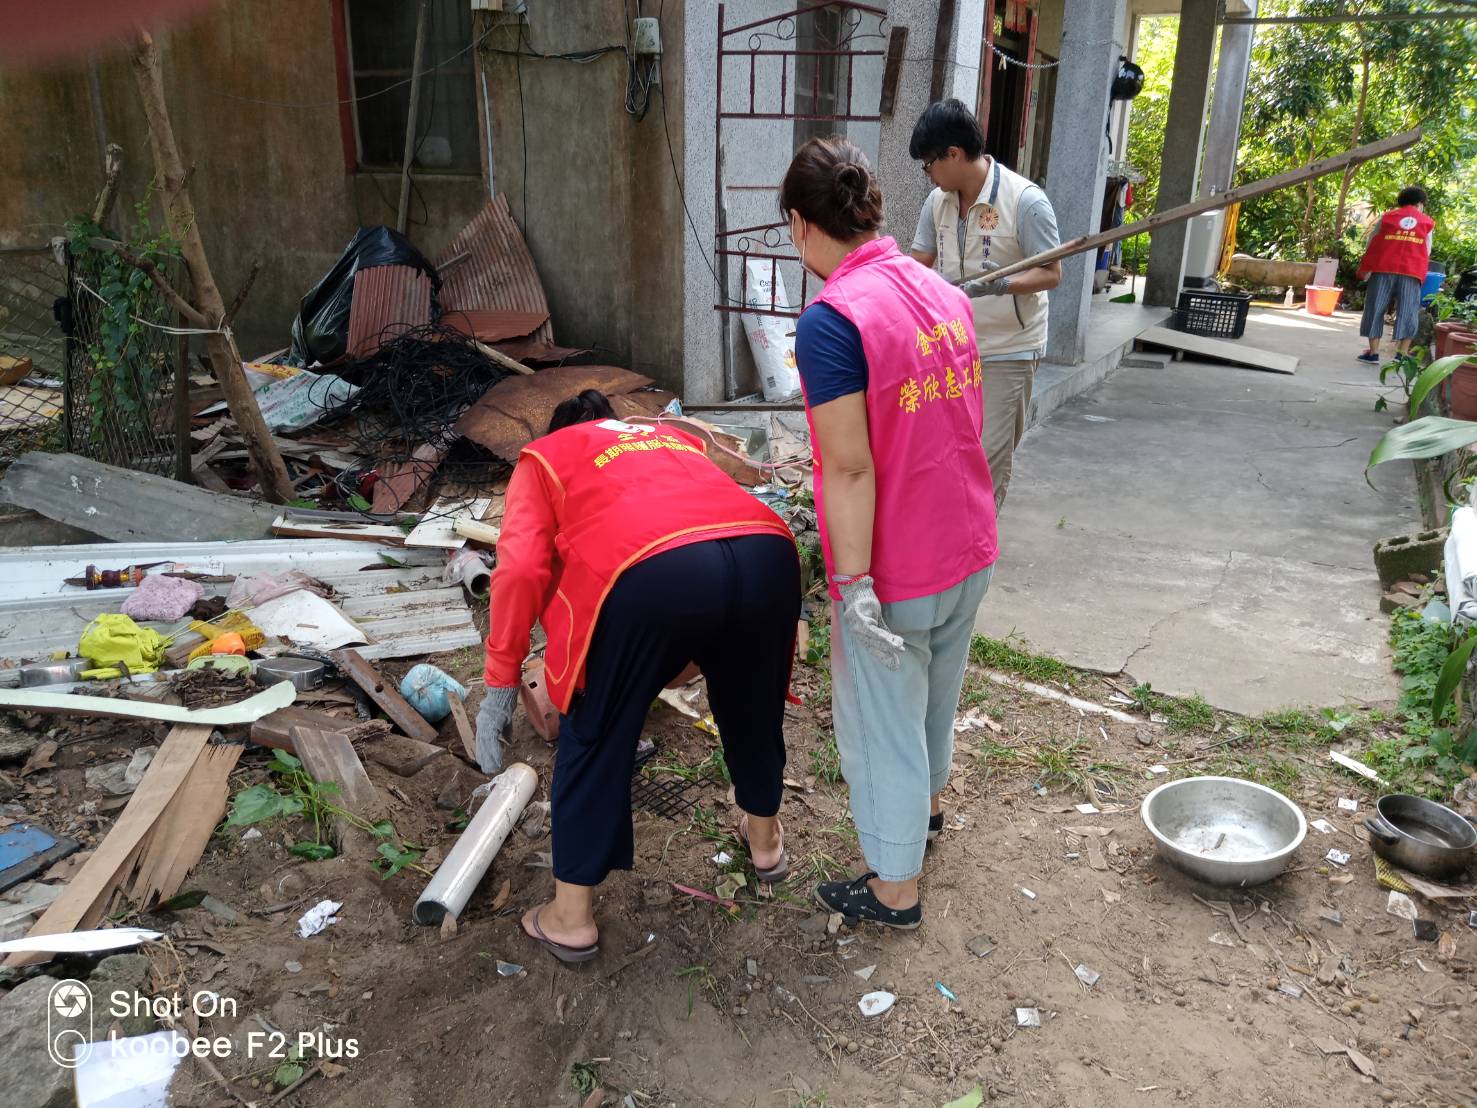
[958,261,1012,298]
[836,575,905,672]
[474,686,519,774]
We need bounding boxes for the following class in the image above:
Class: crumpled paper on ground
[297,899,343,938]
[120,574,205,622]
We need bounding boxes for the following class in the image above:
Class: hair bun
[834,161,868,201]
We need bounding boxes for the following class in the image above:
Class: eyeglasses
[923,156,940,175]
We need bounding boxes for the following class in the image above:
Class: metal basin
[1141,776,1307,887]
[1365,794,1476,880]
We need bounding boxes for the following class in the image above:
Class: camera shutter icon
[52,982,89,1018]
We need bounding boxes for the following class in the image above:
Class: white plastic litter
[297,899,342,938]
[1326,849,1351,866]
[1386,890,1418,921]
[1074,803,1100,815]
[1147,764,1169,776]
[1016,1007,1042,1028]
[858,991,896,1017]
[1311,819,1335,834]
[1336,797,1358,812]
[0,927,161,955]
[1073,964,1101,988]
[1445,517,1477,624]
[740,261,802,401]
[241,828,263,842]
[711,851,733,866]
[74,1029,186,1108]
[854,964,877,981]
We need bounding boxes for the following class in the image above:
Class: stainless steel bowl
[1141,776,1307,887]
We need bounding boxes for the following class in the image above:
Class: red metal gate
[714,2,888,319]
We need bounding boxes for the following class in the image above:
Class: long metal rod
[978,126,1422,283]
[396,0,431,234]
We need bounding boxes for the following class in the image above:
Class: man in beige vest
[908,99,1061,509]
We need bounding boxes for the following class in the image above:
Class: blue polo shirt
[794,303,868,406]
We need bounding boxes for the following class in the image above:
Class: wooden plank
[290,726,388,854]
[981,127,1423,282]
[125,743,242,907]
[271,516,409,544]
[404,497,493,549]
[1136,325,1299,375]
[331,648,439,743]
[452,518,501,545]
[249,706,354,753]
[3,725,211,968]
[446,693,477,764]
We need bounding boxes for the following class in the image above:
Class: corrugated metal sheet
[441,309,549,344]
[0,540,478,663]
[346,264,434,358]
[436,196,555,346]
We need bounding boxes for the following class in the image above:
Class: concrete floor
[976,304,1417,715]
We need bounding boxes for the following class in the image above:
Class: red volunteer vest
[1359,206,1434,280]
[521,419,793,711]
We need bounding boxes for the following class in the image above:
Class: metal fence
[63,245,190,479]
[0,245,68,467]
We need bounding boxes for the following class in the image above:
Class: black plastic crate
[1171,290,1252,339]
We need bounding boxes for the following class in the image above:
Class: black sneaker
[927,812,944,843]
[815,872,922,930]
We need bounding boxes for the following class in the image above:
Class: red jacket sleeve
[483,457,560,688]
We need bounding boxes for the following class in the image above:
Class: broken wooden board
[4,725,211,968]
[0,452,278,542]
[404,497,493,549]
[332,648,439,743]
[290,726,389,854]
[446,693,477,764]
[123,742,242,908]
[365,734,451,777]
[0,681,294,725]
[1136,325,1298,375]
[271,513,409,544]
[249,707,357,753]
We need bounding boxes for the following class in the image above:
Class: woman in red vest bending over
[1356,185,1434,364]
[781,138,999,929]
[476,391,800,963]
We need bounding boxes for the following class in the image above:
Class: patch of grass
[570,1061,601,1097]
[969,633,1076,686]
[791,850,847,886]
[644,745,730,785]
[1131,683,1215,732]
[809,732,842,784]
[818,813,859,843]
[1208,754,1302,795]
[959,672,993,709]
[802,616,832,668]
[688,804,741,855]
[677,964,718,1017]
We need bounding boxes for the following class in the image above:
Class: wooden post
[129,31,294,502]
[397,0,431,234]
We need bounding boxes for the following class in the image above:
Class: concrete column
[1200,0,1255,197]
[1042,0,1126,365]
[1143,0,1219,308]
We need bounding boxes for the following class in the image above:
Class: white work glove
[958,261,1012,298]
[836,575,905,671]
[474,686,518,774]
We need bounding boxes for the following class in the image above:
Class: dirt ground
[6,644,1477,1108]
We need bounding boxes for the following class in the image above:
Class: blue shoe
[1356,351,1380,363]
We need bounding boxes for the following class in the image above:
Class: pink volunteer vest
[805,236,998,603]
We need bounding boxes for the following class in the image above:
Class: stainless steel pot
[1364,794,1476,880]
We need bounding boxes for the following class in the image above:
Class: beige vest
[929,160,1049,359]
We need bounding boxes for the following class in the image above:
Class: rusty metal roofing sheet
[436,195,555,346]
[346,264,434,358]
[441,308,549,344]
[454,365,654,460]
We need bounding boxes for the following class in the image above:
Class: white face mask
[792,214,820,279]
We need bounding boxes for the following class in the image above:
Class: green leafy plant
[569,1061,602,1098]
[1376,351,1427,411]
[1404,354,1474,419]
[222,750,423,876]
[275,1046,306,1087]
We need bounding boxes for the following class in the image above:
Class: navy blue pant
[550,534,800,886]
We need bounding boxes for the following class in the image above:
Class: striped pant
[1360,272,1422,342]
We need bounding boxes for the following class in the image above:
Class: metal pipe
[413,762,537,925]
[396,0,431,234]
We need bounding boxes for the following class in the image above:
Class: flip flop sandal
[737,816,790,883]
[523,907,599,964]
[815,872,923,930]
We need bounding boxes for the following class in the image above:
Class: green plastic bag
[79,613,169,677]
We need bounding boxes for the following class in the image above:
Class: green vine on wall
[64,195,182,452]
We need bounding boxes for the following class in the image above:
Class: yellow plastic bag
[78,614,169,678]
[186,611,266,663]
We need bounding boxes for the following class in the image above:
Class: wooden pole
[970,127,1423,284]
[129,30,294,502]
[397,0,431,235]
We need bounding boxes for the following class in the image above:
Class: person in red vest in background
[1356,185,1434,364]
[476,390,800,964]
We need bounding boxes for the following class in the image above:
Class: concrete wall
[477,5,687,392]
[0,0,488,357]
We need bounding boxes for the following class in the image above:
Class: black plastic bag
[289,226,440,366]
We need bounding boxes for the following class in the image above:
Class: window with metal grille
[793,6,849,150]
[346,0,480,173]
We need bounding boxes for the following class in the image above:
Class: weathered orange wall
[0,0,488,355]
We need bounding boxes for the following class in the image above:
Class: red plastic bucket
[1305,285,1342,316]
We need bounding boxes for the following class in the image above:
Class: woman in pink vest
[1356,185,1434,364]
[781,138,999,928]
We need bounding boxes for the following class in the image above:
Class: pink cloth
[119,574,204,622]
[807,236,998,603]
